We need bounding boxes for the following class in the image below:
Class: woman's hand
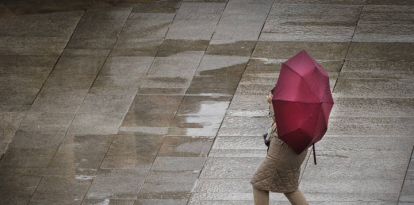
[267,92,273,104]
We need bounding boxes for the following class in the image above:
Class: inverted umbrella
[272,50,334,164]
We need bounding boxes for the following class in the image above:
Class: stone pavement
[0,0,413,204]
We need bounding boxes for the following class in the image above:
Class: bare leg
[284,189,309,205]
[252,186,269,205]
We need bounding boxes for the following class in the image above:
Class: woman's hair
[270,86,276,94]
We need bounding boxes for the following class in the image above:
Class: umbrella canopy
[272,50,334,154]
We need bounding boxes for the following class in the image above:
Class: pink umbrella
[272,50,334,164]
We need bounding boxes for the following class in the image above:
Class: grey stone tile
[0,54,57,72]
[19,112,74,133]
[157,39,210,57]
[61,48,111,57]
[186,76,241,96]
[212,10,268,40]
[195,55,249,77]
[86,169,148,199]
[218,116,272,136]
[111,38,162,57]
[158,136,214,157]
[83,199,135,205]
[121,19,172,39]
[43,73,96,89]
[100,155,154,170]
[261,4,360,41]
[200,157,262,178]
[106,134,164,156]
[326,117,414,136]
[77,92,135,114]
[353,5,414,42]
[0,131,66,167]
[400,180,414,203]
[303,149,411,181]
[0,10,83,37]
[134,199,188,205]
[137,88,188,95]
[364,0,414,5]
[137,171,199,199]
[407,158,414,180]
[0,73,47,93]
[206,40,257,56]
[82,6,132,20]
[211,136,265,151]
[88,87,137,98]
[132,1,180,13]
[0,36,67,56]
[151,157,207,171]
[166,127,219,137]
[30,175,92,205]
[333,77,414,98]
[174,2,225,21]
[252,41,349,60]
[331,98,414,117]
[170,115,224,129]
[52,54,107,75]
[67,112,126,135]
[147,51,204,78]
[100,56,154,76]
[0,175,42,205]
[66,37,117,50]
[176,95,232,116]
[72,19,126,39]
[140,77,192,90]
[0,112,26,155]
[29,87,89,113]
[166,20,219,40]
[273,0,364,4]
[93,75,144,89]
[49,135,114,169]
[121,95,184,129]
[347,42,414,61]
[128,13,176,21]
[226,94,270,117]
[299,178,402,201]
[193,178,252,194]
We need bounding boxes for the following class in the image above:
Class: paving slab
[132,1,181,13]
[86,169,148,199]
[261,4,361,41]
[200,157,262,178]
[252,41,349,60]
[156,39,209,57]
[67,112,126,135]
[49,134,114,170]
[100,56,154,76]
[138,171,199,199]
[0,175,42,205]
[146,51,204,78]
[83,199,135,205]
[29,175,92,205]
[206,40,257,56]
[111,38,162,57]
[0,10,83,37]
[326,117,414,136]
[195,55,249,77]
[347,42,414,61]
[158,136,214,157]
[29,87,89,113]
[0,36,67,56]
[134,199,188,205]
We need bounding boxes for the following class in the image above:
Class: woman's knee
[284,189,309,205]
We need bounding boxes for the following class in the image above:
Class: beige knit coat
[250,104,308,193]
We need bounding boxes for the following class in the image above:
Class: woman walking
[250,87,309,205]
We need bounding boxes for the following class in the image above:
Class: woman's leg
[284,189,309,205]
[252,186,269,205]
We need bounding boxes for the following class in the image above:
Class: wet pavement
[0,0,413,204]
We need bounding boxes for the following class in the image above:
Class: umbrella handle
[313,143,317,165]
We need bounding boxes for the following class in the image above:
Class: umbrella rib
[283,64,320,102]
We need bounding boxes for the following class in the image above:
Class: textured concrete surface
[0,0,413,205]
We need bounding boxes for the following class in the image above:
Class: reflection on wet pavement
[0,0,414,205]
